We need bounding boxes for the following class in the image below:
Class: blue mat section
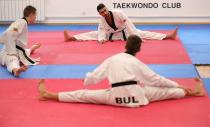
[0,65,96,79]
[0,25,7,34]
[184,44,210,64]
[0,44,3,49]
[136,24,177,30]
[178,24,210,44]
[0,64,198,79]
[179,24,210,64]
[202,78,210,97]
[149,64,197,78]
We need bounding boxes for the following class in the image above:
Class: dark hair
[97,3,105,12]
[125,35,142,55]
[23,5,36,17]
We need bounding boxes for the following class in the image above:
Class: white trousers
[74,29,166,41]
[143,86,185,102]
[0,49,31,73]
[58,85,185,108]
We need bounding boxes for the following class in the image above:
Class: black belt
[112,81,137,88]
[109,33,114,41]
[16,45,35,64]
[109,29,127,41]
[122,29,127,41]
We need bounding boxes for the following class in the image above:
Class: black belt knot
[109,29,127,41]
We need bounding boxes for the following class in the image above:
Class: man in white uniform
[0,5,41,77]
[64,3,178,44]
[38,35,204,108]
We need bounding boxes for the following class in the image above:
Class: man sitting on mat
[0,5,41,77]
[38,35,204,108]
[64,3,177,44]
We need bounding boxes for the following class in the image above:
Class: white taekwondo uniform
[73,10,166,42]
[58,53,185,107]
[0,18,39,73]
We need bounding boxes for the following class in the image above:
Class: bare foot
[64,30,70,42]
[31,43,41,54]
[38,79,59,101]
[64,30,76,42]
[194,78,205,96]
[13,65,28,77]
[194,77,202,82]
[164,27,178,40]
[38,79,48,100]
[185,78,205,96]
[170,27,178,39]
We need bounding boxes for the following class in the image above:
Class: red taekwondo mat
[28,31,191,65]
[0,78,209,127]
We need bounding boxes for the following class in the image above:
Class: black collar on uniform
[106,11,118,31]
[22,17,28,24]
